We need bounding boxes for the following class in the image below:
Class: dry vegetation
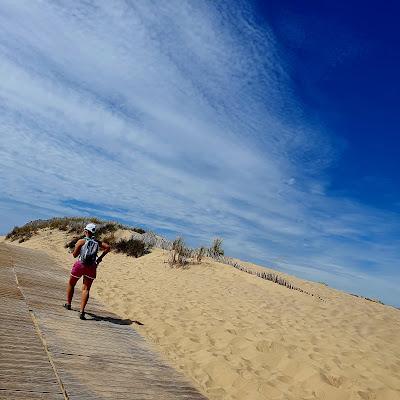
[208,238,224,258]
[164,235,325,300]
[168,237,193,267]
[7,218,323,299]
[7,217,125,242]
[5,218,351,302]
[6,217,150,259]
[167,237,223,268]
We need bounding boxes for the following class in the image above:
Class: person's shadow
[85,312,144,326]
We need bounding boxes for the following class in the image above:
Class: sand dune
[5,229,400,400]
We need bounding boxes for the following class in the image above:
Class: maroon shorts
[70,260,97,280]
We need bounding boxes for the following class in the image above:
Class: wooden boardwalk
[0,243,207,400]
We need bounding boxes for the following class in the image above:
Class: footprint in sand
[320,372,346,388]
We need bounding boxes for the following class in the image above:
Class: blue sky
[0,1,399,306]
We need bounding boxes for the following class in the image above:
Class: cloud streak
[0,0,399,305]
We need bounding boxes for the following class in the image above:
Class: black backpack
[80,238,99,265]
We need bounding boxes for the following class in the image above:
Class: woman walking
[64,223,110,320]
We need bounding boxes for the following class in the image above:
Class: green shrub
[65,236,83,251]
[114,238,152,258]
[132,227,146,234]
[95,223,119,237]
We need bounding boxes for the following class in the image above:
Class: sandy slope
[8,229,400,400]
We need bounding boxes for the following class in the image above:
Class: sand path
[7,230,400,400]
[0,242,207,399]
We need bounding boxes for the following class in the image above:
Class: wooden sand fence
[131,233,324,301]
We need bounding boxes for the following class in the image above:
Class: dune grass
[7,217,151,259]
[7,218,326,300]
[6,217,145,243]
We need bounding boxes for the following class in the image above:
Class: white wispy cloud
[0,0,399,305]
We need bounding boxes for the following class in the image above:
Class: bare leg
[80,276,94,314]
[66,276,79,306]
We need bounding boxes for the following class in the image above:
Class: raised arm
[96,241,110,264]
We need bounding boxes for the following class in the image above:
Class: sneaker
[63,303,72,310]
[79,312,86,320]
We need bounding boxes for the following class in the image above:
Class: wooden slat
[0,243,207,400]
[0,263,65,399]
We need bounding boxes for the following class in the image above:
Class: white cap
[84,223,96,233]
